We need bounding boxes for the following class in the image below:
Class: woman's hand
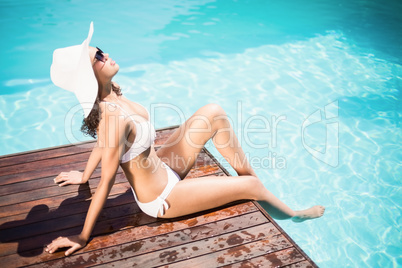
[45,235,87,256]
[54,171,84,186]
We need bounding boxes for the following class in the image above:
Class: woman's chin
[111,66,120,77]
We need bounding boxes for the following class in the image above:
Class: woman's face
[89,46,119,85]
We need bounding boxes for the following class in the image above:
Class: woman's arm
[54,141,102,186]
[79,143,120,241]
[46,106,128,256]
[82,141,102,183]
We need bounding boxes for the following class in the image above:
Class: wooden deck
[0,126,317,267]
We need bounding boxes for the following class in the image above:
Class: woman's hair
[81,82,122,139]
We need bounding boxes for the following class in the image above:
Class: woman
[46,23,324,256]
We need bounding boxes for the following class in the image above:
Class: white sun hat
[50,22,98,118]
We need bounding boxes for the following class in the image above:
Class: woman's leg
[157,103,255,179]
[157,104,324,220]
[161,175,324,221]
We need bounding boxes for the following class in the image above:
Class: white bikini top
[102,102,156,163]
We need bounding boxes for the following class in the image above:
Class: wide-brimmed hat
[50,22,98,118]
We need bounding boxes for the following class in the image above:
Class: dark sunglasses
[95,47,105,62]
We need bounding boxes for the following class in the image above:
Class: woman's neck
[98,81,115,101]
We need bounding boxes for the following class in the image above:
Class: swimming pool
[0,0,401,266]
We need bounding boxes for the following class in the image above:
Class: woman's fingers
[53,171,84,186]
[45,238,61,253]
[46,237,71,253]
[54,174,61,183]
[54,172,74,186]
[59,180,70,187]
[45,236,83,256]
[54,173,66,183]
[65,244,80,256]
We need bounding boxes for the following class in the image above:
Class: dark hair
[81,82,122,139]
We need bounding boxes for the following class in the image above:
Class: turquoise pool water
[0,0,401,266]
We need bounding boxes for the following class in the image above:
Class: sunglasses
[95,47,106,62]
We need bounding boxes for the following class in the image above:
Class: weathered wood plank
[0,202,257,267]
[0,152,92,178]
[0,166,99,196]
[0,172,124,206]
[0,141,94,168]
[0,200,141,243]
[185,165,221,178]
[0,181,132,219]
[163,235,293,268]
[27,211,267,268]
[284,260,316,268]
[222,248,306,268]
[154,128,179,146]
[0,187,133,230]
[0,161,89,186]
[95,223,280,268]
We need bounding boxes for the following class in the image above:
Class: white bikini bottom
[131,162,180,218]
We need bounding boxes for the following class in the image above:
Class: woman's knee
[200,103,230,131]
[203,103,226,118]
[190,103,225,128]
[244,176,265,200]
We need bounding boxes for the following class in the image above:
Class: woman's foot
[292,205,325,222]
